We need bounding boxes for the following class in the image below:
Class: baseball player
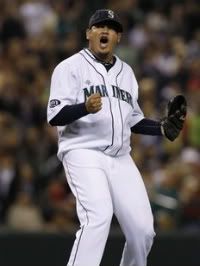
[47,9,186,266]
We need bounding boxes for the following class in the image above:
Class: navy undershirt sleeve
[131,118,162,136]
[50,105,162,136]
[49,103,89,126]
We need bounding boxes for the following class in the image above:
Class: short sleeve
[47,62,79,123]
[129,100,144,127]
[128,67,144,127]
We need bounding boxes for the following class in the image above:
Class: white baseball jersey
[47,48,144,160]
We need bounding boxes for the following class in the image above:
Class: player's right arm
[49,93,102,126]
[85,93,102,113]
[47,60,102,126]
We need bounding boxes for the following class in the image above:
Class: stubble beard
[95,49,113,63]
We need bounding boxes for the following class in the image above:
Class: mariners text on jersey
[83,85,133,107]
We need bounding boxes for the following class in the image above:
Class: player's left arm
[131,118,162,136]
[131,95,187,141]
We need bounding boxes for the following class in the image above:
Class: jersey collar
[80,48,122,73]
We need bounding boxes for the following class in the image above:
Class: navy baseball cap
[88,9,123,32]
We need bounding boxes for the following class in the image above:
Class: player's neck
[88,49,114,64]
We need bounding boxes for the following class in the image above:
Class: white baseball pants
[63,149,155,266]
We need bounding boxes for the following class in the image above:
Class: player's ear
[86,29,90,40]
[117,33,122,43]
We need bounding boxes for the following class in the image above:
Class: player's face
[86,23,121,62]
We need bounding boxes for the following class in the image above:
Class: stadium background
[0,0,199,265]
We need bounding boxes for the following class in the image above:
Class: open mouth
[100,36,108,43]
[100,36,109,47]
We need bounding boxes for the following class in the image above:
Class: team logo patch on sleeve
[50,99,61,108]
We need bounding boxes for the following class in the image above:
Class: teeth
[100,42,107,48]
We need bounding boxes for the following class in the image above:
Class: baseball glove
[161,95,187,141]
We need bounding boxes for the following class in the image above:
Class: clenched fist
[85,93,102,113]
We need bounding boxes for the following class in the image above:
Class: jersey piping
[79,50,115,151]
[84,48,117,71]
[81,49,126,154]
[114,61,124,156]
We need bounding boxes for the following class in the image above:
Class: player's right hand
[85,93,102,113]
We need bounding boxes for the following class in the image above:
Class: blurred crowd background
[0,0,199,234]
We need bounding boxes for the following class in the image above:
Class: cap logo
[108,10,114,19]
